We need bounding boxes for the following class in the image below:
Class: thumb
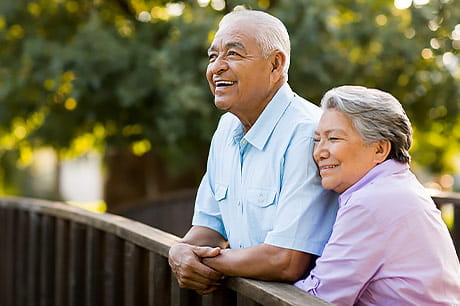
[193,246,221,258]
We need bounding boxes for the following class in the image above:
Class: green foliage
[0,0,459,186]
[272,0,460,172]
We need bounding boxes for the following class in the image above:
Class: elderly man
[168,9,338,294]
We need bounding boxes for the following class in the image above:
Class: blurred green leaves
[0,0,459,182]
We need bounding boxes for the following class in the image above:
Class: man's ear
[374,140,391,163]
[269,50,286,83]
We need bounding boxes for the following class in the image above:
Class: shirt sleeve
[264,123,338,255]
[295,201,384,305]
[191,123,227,239]
[191,172,227,239]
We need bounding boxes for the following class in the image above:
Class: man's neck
[238,81,286,133]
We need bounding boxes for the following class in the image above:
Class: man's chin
[214,101,231,111]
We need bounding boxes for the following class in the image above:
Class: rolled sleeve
[192,173,227,239]
[294,275,320,295]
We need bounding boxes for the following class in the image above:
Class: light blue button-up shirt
[192,84,338,255]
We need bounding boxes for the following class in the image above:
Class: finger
[196,285,220,295]
[177,264,223,285]
[178,277,221,291]
[193,246,221,258]
[192,262,223,282]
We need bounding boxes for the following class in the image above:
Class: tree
[0,0,459,206]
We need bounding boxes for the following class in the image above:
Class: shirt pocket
[246,187,277,232]
[214,183,228,201]
[214,183,231,240]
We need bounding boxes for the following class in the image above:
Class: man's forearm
[179,225,228,248]
[202,243,311,282]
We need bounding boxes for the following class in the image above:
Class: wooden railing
[118,190,460,259]
[0,197,331,306]
[432,191,460,252]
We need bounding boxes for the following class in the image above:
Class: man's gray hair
[219,9,291,80]
[321,86,412,164]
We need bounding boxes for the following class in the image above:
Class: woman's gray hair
[321,86,412,163]
[219,9,291,80]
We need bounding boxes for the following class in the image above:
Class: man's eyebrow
[225,41,245,50]
[208,41,246,54]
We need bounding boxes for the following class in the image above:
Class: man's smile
[215,80,236,87]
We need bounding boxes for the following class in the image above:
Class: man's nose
[209,56,228,75]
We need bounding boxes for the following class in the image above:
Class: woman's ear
[374,140,391,163]
[269,50,286,83]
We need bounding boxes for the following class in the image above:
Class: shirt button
[241,139,247,145]
[239,243,243,248]
[258,195,264,202]
[237,201,241,206]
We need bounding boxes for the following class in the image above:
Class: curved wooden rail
[0,197,331,306]
[431,190,460,252]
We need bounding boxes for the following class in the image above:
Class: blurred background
[0,0,459,219]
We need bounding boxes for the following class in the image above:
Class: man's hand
[168,243,224,295]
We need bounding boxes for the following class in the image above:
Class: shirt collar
[339,159,409,208]
[237,83,294,150]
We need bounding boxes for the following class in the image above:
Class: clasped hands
[168,242,226,295]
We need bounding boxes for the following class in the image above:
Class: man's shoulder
[286,93,322,124]
[274,93,322,136]
[211,113,240,143]
[219,111,236,122]
[214,112,237,129]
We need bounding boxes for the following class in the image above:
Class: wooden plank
[55,218,69,306]
[15,210,28,306]
[170,276,201,306]
[202,288,236,306]
[123,241,138,306]
[148,252,171,306]
[0,208,7,306]
[4,209,16,306]
[39,215,56,306]
[237,294,262,306]
[225,278,332,306]
[85,227,102,306]
[136,248,150,305]
[69,221,86,306]
[27,212,40,306]
[103,233,123,306]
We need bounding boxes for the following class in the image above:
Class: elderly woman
[295,86,460,305]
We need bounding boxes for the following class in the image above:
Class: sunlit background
[0,0,459,215]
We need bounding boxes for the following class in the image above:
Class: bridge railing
[1,193,458,306]
[431,190,460,251]
[0,197,331,306]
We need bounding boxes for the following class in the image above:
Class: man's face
[206,21,274,118]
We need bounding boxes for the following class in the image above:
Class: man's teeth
[323,165,337,169]
[216,81,235,87]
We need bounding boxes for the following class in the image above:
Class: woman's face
[313,109,382,194]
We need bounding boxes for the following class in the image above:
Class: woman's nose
[313,141,329,161]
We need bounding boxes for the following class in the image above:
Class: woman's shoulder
[347,172,432,222]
